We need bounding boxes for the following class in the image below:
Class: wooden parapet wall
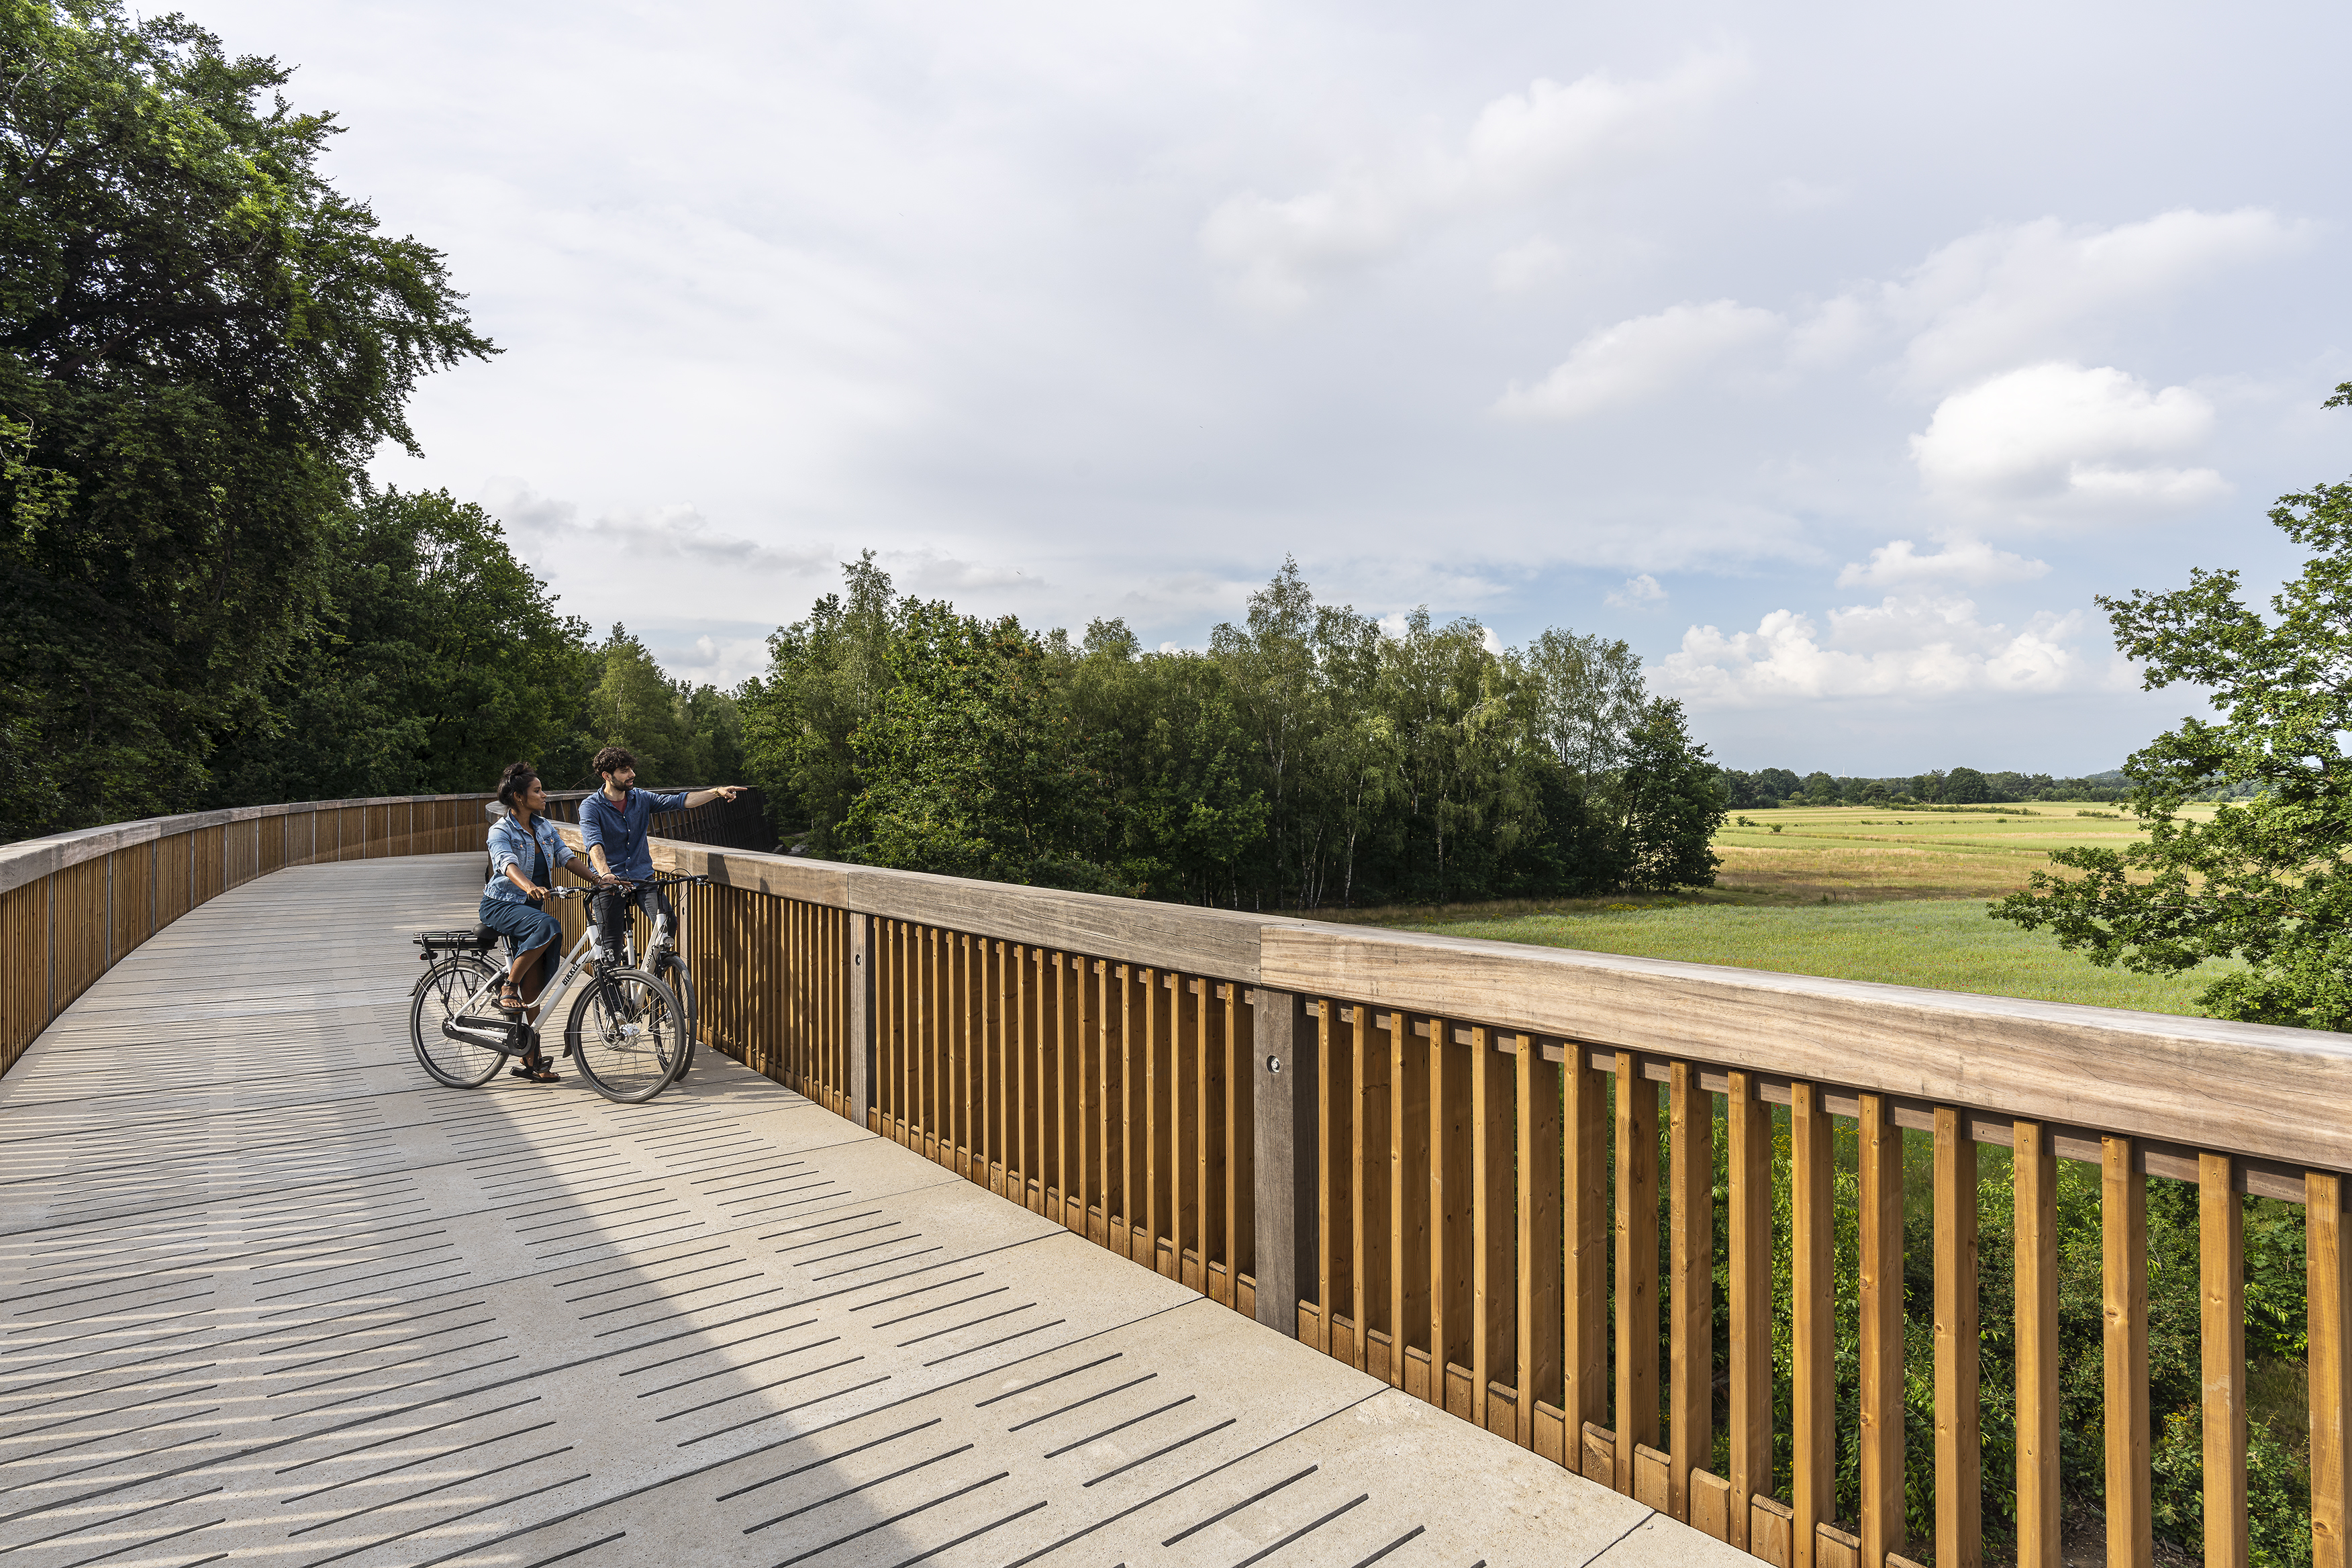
[11,805,2351,1568]
[592,832,2352,1568]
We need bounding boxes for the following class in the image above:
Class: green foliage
[1992,383,2352,1029]
[0,0,492,838]
[743,556,1726,904]
[202,489,588,802]
[1675,1110,2314,1564]
[542,624,743,790]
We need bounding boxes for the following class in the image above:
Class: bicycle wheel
[411,955,510,1088]
[565,965,686,1104]
[656,953,697,1081]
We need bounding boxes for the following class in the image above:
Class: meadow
[1332,801,2242,1017]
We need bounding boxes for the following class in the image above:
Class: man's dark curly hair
[592,745,636,780]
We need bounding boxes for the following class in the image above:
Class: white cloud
[1834,538,2051,589]
[1491,236,1569,295]
[1199,55,1743,311]
[1658,593,2098,707]
[1818,209,2307,389]
[1495,300,1783,420]
[1908,363,2226,513]
[1607,573,1669,608]
[488,480,836,576]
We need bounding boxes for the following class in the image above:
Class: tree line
[1717,765,2131,809]
[740,555,1727,907]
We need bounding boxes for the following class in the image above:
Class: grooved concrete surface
[0,854,1745,1568]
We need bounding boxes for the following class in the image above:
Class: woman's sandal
[492,983,527,1014]
[509,1052,559,1084]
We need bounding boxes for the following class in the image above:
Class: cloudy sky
[204,0,2351,773]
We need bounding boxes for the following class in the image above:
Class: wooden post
[1729,1069,1772,1553]
[2313,1171,2351,1568]
[2202,1152,2247,1568]
[1252,988,1314,1336]
[1615,1052,1659,1495]
[2104,1136,2151,1568]
[848,913,875,1127]
[2016,1121,2060,1568]
[1792,1081,1834,1568]
[1934,1107,1979,1568]
[1669,1062,1713,1521]
[1859,1094,1904,1567]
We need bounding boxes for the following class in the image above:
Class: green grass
[1394,897,2240,1017]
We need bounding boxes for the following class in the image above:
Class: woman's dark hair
[497,762,539,812]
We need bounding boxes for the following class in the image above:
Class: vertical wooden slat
[1432,1020,1473,1415]
[2104,1136,2151,1568]
[1356,1006,1390,1368]
[1473,1028,1514,1432]
[1934,1108,1981,1568]
[2016,1120,2061,1568]
[1316,1000,1338,1353]
[1614,1051,1658,1496]
[2313,1171,2351,1568]
[1389,1011,1417,1387]
[1859,1093,1904,1566]
[2201,1150,2247,1568]
[1518,1035,1562,1451]
[1229,981,1254,1303]
[1669,1062,1713,1520]
[1565,1045,1609,1465]
[1792,1081,1834,1568]
[1729,1069,1772,1553]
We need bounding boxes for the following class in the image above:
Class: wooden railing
[8,799,2349,1568]
[0,793,501,1075]
[593,832,2352,1568]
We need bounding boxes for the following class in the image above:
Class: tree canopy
[744,556,1726,907]
[1,0,493,837]
[1991,380,2352,1028]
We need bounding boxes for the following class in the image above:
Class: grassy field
[1330,801,2242,1017]
[1708,799,2217,901]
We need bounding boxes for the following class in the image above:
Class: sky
[198,0,2352,774]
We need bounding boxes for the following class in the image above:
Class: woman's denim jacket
[484,812,569,905]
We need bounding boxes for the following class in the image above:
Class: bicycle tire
[564,965,686,1104]
[657,953,697,1081]
[411,954,510,1088]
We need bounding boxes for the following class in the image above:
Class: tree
[1944,765,1990,803]
[203,488,588,803]
[1613,699,1726,889]
[740,552,911,856]
[0,3,493,838]
[1992,381,2352,1028]
[1801,770,1839,805]
[1753,767,1800,804]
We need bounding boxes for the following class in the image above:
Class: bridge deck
[0,854,1736,1568]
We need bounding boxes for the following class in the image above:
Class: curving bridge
[3,792,2349,1568]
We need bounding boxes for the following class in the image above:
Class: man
[579,746,745,961]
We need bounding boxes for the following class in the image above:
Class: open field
[1707,798,2219,901]
[1327,802,2243,1018]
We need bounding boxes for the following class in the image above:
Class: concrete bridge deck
[0,853,1736,1568]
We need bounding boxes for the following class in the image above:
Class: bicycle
[409,886,688,1104]
[589,871,709,1083]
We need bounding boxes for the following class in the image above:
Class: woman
[482,762,606,1083]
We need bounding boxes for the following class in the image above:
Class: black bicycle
[409,887,688,1103]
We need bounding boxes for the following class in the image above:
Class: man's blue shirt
[579,787,688,880]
